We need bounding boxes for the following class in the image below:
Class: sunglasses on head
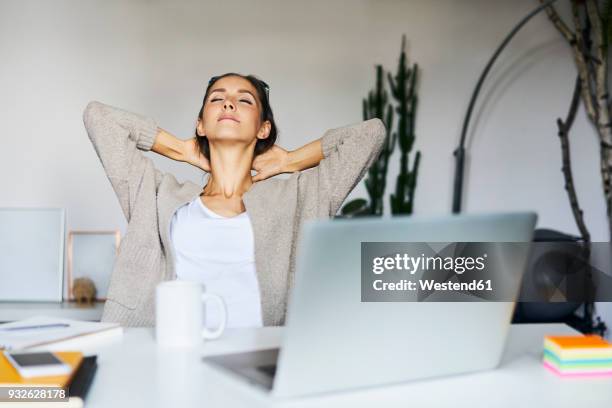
[208,76,270,100]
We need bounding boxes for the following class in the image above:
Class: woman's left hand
[252,145,291,182]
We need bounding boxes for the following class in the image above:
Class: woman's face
[197,75,270,148]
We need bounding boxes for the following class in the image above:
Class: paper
[0,316,121,351]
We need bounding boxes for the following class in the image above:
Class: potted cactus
[341,35,421,217]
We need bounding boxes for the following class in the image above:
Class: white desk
[74,323,612,408]
[0,301,104,322]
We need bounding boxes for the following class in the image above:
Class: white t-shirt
[169,196,263,329]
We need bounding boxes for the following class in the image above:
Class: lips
[218,115,240,123]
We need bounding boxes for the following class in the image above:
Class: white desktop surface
[81,324,612,408]
[0,301,104,322]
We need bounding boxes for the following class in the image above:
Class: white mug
[155,280,227,347]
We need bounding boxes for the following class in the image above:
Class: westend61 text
[373,279,493,292]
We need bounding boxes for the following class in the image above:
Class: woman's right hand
[183,138,211,172]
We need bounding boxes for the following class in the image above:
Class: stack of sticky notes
[543,334,612,377]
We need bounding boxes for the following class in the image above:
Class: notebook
[68,355,97,400]
[0,316,122,351]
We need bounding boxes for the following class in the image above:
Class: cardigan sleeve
[308,118,387,216]
[82,101,162,222]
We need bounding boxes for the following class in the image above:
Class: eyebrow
[209,88,256,99]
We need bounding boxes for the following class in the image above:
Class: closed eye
[210,97,252,105]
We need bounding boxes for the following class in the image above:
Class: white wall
[1,0,610,331]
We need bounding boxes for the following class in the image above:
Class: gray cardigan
[82,101,386,327]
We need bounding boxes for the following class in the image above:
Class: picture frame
[66,230,120,301]
[0,208,65,302]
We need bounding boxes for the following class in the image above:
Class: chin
[209,131,250,144]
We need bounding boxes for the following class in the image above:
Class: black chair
[511,228,606,335]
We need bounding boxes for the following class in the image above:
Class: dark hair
[195,72,278,160]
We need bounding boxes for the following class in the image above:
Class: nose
[223,99,235,111]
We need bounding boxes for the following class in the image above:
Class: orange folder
[0,351,83,387]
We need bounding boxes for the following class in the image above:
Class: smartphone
[4,351,71,378]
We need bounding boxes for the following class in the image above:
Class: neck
[203,142,254,199]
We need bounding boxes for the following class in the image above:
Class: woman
[83,73,386,327]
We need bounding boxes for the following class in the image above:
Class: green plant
[389,35,421,215]
[340,35,420,217]
[341,65,395,217]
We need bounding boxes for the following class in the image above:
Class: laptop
[203,212,537,398]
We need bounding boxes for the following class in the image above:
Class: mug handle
[201,293,227,340]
